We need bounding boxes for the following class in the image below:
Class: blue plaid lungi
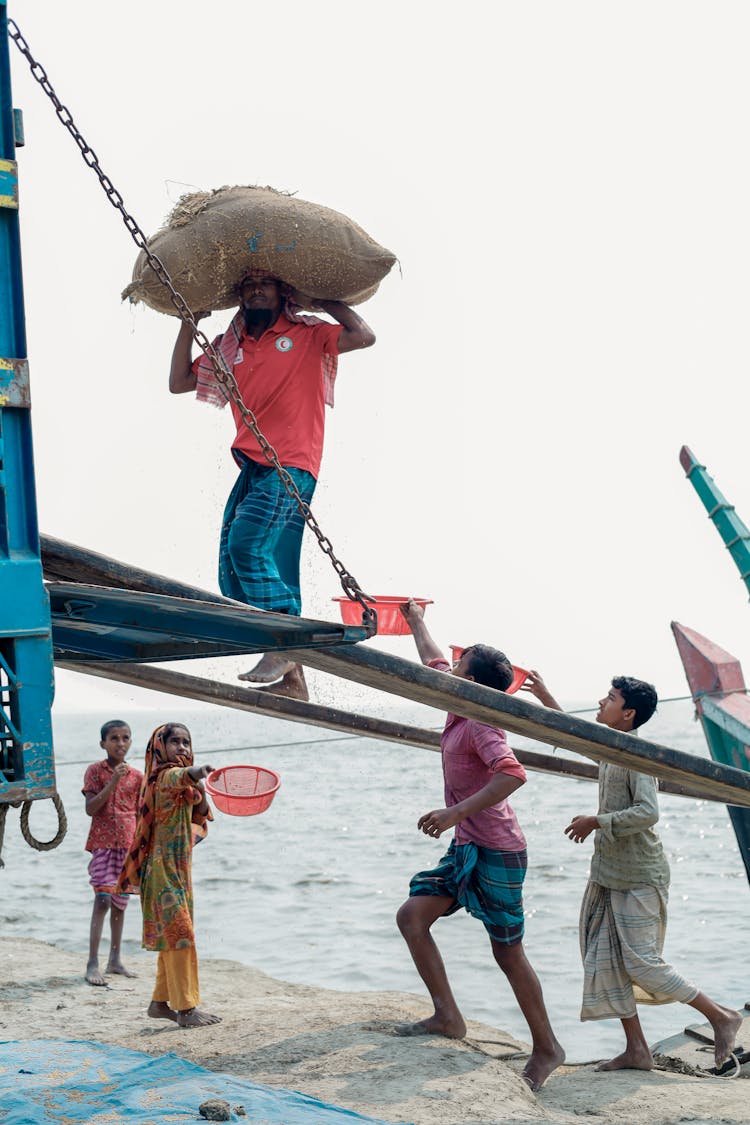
[409,839,527,945]
[219,455,316,615]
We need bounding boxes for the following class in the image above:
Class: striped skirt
[88,847,132,911]
[579,880,698,1021]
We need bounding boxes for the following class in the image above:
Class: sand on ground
[0,938,748,1125]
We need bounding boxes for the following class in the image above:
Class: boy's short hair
[463,644,514,691]
[611,676,658,729]
[100,719,131,740]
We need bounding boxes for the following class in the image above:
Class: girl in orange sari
[118,723,220,1028]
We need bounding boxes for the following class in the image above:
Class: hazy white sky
[10,1,750,716]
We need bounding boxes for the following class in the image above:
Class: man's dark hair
[463,644,514,691]
[100,719,130,740]
[611,676,658,729]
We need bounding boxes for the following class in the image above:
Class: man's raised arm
[169,319,200,394]
[307,299,376,354]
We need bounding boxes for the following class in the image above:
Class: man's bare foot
[393,1014,467,1039]
[251,665,309,701]
[710,1007,743,1066]
[106,961,137,979]
[176,1006,222,1028]
[85,961,107,987]
[521,1041,566,1091]
[595,1046,653,1072]
[147,1001,178,1022]
[238,653,295,683]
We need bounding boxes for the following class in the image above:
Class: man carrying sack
[168,271,376,700]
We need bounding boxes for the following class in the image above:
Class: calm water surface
[2,699,747,1064]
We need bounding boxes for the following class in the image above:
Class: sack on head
[122,185,396,315]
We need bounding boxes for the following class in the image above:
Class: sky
[8,1,750,717]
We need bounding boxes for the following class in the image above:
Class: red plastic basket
[333,595,433,636]
[205,765,280,817]
[450,646,528,694]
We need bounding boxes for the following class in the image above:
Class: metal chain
[8,20,376,634]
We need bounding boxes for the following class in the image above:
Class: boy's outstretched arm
[400,599,444,666]
[521,669,563,711]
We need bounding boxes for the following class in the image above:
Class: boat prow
[672,621,750,884]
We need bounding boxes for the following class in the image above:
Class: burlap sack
[122,185,396,315]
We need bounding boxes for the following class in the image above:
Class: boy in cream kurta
[525,672,742,1072]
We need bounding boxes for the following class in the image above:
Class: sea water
[1,699,747,1064]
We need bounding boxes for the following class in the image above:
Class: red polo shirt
[195,313,342,480]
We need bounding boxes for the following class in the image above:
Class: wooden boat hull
[672,621,750,885]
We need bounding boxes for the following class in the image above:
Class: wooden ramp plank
[57,661,732,804]
[43,535,750,809]
[280,643,750,808]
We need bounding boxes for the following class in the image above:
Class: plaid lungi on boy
[219,455,316,615]
[409,839,527,945]
[579,881,698,1020]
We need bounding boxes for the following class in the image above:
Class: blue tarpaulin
[0,1040,401,1124]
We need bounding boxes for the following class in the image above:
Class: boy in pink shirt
[396,601,564,1091]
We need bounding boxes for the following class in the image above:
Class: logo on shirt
[276,336,293,353]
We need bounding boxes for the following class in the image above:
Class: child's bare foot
[176,1006,222,1028]
[147,1001,178,1022]
[710,1007,743,1066]
[393,1013,467,1039]
[252,665,309,701]
[106,960,137,979]
[238,653,294,684]
[85,961,107,987]
[521,1040,566,1091]
[596,1045,653,1071]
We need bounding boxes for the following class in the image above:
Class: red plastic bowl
[205,765,280,817]
[450,646,528,694]
[333,595,433,636]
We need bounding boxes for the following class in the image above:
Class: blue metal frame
[0,1,56,803]
[48,582,369,664]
